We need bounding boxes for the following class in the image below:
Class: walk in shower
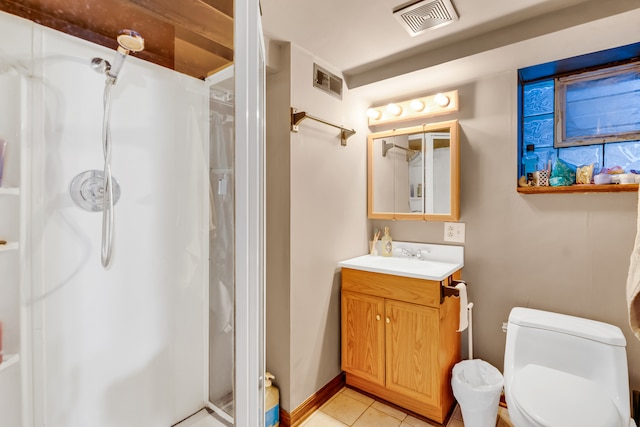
[0,3,265,426]
[25,22,209,427]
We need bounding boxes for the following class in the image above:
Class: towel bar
[290,108,356,146]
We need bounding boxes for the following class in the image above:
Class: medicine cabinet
[368,120,459,221]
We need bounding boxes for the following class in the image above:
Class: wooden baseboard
[280,409,291,427]
[279,372,345,427]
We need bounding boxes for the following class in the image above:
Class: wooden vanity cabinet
[341,268,461,424]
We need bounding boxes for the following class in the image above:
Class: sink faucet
[399,248,422,259]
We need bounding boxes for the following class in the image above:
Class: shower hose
[101,81,115,268]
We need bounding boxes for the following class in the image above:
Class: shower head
[105,29,145,84]
[116,29,145,54]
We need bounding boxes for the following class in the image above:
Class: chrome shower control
[70,170,121,212]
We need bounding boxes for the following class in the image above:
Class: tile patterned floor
[300,387,514,427]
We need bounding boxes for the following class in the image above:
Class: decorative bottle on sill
[381,226,393,257]
[522,144,538,184]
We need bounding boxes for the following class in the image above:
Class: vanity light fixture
[410,99,425,112]
[386,103,403,116]
[367,90,459,126]
[434,93,450,107]
[367,108,382,120]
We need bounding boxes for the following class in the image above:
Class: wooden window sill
[517,183,638,194]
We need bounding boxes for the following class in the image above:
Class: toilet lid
[512,364,621,427]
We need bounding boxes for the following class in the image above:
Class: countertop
[338,253,462,281]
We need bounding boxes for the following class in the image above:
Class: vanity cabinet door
[385,300,439,406]
[341,291,385,386]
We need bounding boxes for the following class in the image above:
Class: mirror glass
[368,120,459,221]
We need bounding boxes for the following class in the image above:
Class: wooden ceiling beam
[200,0,233,18]
[176,26,233,62]
[129,0,233,50]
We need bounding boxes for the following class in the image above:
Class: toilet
[503,307,636,427]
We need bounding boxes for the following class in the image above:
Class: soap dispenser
[265,372,279,427]
[381,227,393,257]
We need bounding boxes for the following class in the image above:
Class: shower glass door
[208,0,266,424]
[208,66,236,421]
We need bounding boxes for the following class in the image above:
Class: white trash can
[451,359,504,427]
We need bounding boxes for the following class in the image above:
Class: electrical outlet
[444,222,465,243]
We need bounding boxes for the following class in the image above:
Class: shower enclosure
[0,1,265,425]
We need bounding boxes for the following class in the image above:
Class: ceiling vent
[393,0,458,37]
[313,63,342,100]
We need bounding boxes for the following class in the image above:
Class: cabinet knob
[386,317,390,323]
[376,314,381,321]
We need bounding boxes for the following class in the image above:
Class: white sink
[338,242,463,281]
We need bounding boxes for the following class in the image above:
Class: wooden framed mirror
[367,120,459,221]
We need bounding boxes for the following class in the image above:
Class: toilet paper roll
[456,283,468,332]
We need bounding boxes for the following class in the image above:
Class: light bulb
[434,93,450,107]
[410,99,425,112]
[367,108,382,120]
[386,103,402,116]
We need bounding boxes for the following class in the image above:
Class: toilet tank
[504,308,629,419]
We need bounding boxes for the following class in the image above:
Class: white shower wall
[1,13,209,427]
[0,10,29,427]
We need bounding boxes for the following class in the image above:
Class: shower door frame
[233,0,266,426]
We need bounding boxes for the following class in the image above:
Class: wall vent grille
[393,0,458,37]
[313,63,342,100]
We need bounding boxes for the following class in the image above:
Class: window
[518,42,640,192]
[556,62,640,148]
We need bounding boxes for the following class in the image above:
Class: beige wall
[267,8,640,412]
[266,41,293,410]
[266,42,369,411]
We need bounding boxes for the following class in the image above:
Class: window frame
[555,61,640,148]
